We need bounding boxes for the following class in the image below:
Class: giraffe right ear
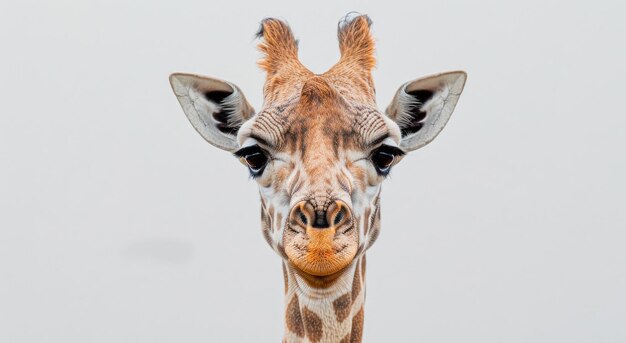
[385,71,467,152]
[169,73,255,152]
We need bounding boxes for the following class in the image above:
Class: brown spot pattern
[350,307,364,343]
[285,295,304,337]
[332,293,352,323]
[302,307,323,342]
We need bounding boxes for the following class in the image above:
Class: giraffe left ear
[169,73,255,152]
[385,71,467,151]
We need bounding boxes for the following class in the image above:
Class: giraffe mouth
[283,224,359,276]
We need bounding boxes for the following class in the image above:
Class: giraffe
[169,13,466,343]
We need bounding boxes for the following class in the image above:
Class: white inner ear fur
[395,84,450,128]
[390,71,467,152]
[169,73,254,152]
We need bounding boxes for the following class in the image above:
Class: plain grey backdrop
[1,0,625,342]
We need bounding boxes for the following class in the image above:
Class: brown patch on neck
[302,307,324,343]
[349,307,364,343]
[332,293,352,323]
[283,259,366,341]
[285,295,304,337]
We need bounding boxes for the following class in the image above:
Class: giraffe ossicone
[170,13,466,343]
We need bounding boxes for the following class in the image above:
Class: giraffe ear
[169,73,255,152]
[385,71,467,151]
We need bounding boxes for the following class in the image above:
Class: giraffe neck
[282,255,366,343]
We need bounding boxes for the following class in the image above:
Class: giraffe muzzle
[283,200,359,276]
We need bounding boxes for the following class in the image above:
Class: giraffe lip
[289,260,352,283]
[283,226,359,276]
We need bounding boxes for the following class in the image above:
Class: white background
[1,1,625,342]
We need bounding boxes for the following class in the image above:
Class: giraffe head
[170,14,466,278]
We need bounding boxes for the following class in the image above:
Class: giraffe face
[169,14,466,278]
[233,77,404,276]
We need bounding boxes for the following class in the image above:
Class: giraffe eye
[372,151,394,172]
[245,152,268,172]
[234,145,269,177]
[371,145,404,175]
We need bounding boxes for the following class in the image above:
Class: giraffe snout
[289,200,352,231]
[284,200,358,276]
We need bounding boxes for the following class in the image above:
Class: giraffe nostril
[298,211,308,226]
[333,209,344,226]
[290,201,351,230]
[290,201,316,229]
